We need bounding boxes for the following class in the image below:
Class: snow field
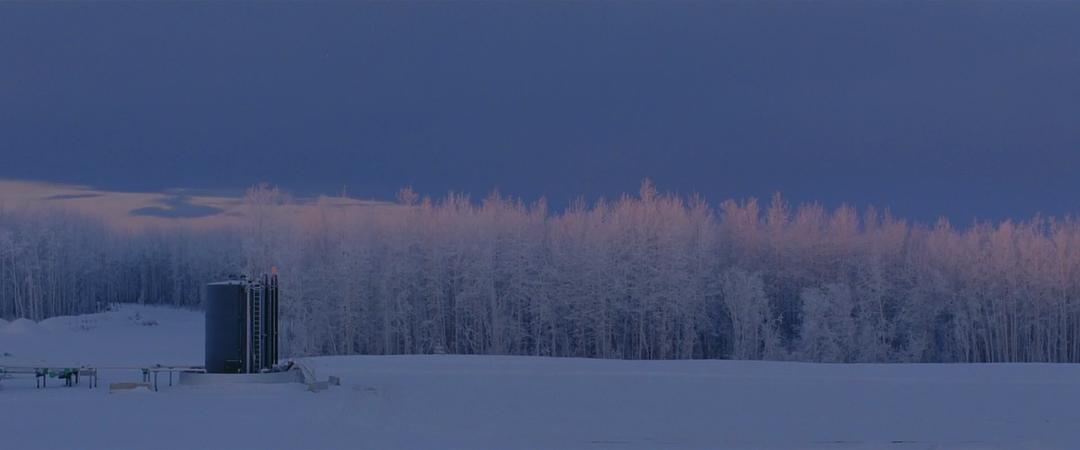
[2,305,1079,449]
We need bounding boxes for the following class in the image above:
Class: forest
[3,181,1080,364]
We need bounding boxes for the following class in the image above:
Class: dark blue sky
[2,2,1079,223]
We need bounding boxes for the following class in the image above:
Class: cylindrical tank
[205,281,246,373]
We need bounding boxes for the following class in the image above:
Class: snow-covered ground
[3,306,1080,450]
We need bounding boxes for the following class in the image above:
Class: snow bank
[1,318,41,335]
[2,306,1080,450]
[0,305,202,366]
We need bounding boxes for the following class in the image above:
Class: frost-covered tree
[719,268,772,360]
[799,283,856,362]
[7,182,1080,364]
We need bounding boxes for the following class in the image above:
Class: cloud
[46,193,103,200]
[129,196,224,219]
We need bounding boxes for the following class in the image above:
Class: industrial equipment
[205,274,279,374]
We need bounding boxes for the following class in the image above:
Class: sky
[2,2,1080,224]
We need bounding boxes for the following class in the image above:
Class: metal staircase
[239,274,278,374]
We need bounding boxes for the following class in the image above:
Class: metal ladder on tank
[249,282,264,373]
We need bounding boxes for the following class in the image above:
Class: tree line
[4,182,1080,363]
[0,207,239,321]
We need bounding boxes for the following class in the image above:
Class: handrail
[0,364,205,371]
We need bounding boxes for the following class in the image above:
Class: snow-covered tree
[6,182,1080,365]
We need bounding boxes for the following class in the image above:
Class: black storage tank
[205,281,246,373]
[205,275,279,374]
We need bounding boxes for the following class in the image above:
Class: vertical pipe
[244,282,252,374]
[256,277,262,371]
[259,276,265,370]
[271,274,278,365]
[266,275,272,367]
[263,274,269,370]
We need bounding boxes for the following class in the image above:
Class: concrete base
[109,382,152,393]
[178,368,303,385]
